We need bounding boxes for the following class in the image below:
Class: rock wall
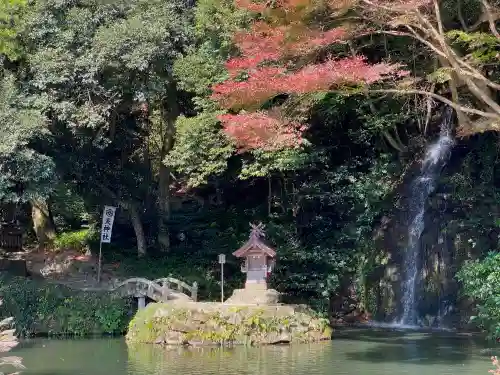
[361,136,498,329]
[126,302,332,346]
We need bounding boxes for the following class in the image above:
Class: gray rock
[263,332,291,344]
[165,331,186,345]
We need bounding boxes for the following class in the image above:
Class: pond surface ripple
[9,329,494,375]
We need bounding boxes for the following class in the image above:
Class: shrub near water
[456,252,500,339]
[0,275,133,337]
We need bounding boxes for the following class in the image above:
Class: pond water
[8,329,496,375]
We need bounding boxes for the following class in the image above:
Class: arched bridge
[110,277,198,309]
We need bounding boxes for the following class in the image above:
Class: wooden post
[138,296,146,310]
[192,282,198,302]
[161,283,169,302]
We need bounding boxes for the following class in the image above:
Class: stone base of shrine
[224,287,280,305]
[244,281,268,290]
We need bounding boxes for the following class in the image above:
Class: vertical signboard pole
[218,254,226,303]
[98,206,117,283]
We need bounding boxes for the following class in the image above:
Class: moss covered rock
[0,275,133,336]
[126,302,332,346]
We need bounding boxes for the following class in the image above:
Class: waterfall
[398,113,455,326]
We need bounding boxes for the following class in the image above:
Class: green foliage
[23,0,193,123]
[0,276,132,336]
[193,0,249,43]
[174,46,228,109]
[0,149,55,203]
[173,0,248,110]
[53,229,90,252]
[439,135,500,254]
[264,153,401,311]
[456,252,500,339]
[0,0,26,60]
[109,253,234,302]
[427,67,453,84]
[0,73,44,155]
[51,183,89,229]
[446,30,500,63]
[239,148,316,179]
[165,112,234,187]
[0,72,55,202]
[0,0,497,333]
[103,206,246,301]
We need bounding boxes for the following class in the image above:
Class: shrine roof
[232,223,276,258]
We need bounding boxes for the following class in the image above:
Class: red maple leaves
[213,57,404,109]
[218,112,306,151]
[214,0,406,151]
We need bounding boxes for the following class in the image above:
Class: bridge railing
[153,277,198,302]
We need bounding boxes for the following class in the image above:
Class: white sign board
[218,254,226,264]
[100,206,116,243]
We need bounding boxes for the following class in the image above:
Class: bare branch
[366,89,500,119]
[410,10,500,113]
[480,0,500,39]
[424,83,436,134]
[457,0,469,30]
[432,0,445,36]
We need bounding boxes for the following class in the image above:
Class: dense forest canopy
[0,0,499,331]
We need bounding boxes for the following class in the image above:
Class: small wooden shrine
[233,223,276,290]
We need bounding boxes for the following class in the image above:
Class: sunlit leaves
[0,73,55,202]
[238,147,315,178]
[446,30,500,64]
[457,252,500,339]
[0,73,45,155]
[165,112,234,187]
[0,0,27,60]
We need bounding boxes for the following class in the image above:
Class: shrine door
[246,255,266,284]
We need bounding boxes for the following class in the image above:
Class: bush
[456,252,500,339]
[53,229,90,252]
[0,275,133,337]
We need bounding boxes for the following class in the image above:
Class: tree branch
[457,0,469,31]
[480,0,500,39]
[365,89,500,119]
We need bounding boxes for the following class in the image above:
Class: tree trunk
[31,198,56,249]
[157,163,171,251]
[128,204,147,257]
[157,82,179,252]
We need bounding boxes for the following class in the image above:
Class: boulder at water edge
[126,302,332,346]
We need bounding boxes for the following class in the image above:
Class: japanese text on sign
[100,206,116,243]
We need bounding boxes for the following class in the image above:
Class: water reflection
[336,329,485,365]
[14,337,128,375]
[127,342,333,375]
[8,330,497,375]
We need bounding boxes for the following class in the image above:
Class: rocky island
[126,224,332,346]
[126,302,332,346]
